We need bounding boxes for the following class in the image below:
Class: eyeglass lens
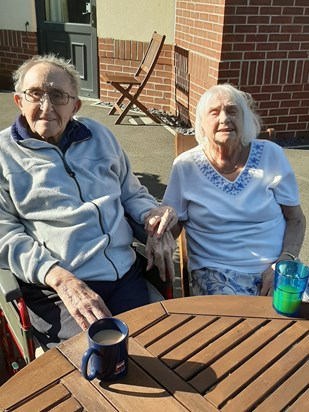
[24,89,70,105]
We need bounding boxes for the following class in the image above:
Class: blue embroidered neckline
[193,141,264,195]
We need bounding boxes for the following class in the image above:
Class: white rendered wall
[0,0,36,31]
[97,0,175,43]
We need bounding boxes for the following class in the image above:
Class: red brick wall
[98,37,173,113]
[221,0,309,140]
[0,30,37,90]
[174,0,309,141]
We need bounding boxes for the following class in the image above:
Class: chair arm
[0,268,22,302]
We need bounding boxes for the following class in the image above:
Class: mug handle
[81,347,99,381]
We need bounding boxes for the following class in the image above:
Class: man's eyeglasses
[22,89,76,105]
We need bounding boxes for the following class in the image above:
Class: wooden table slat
[0,349,75,410]
[118,301,168,336]
[129,337,218,412]
[162,296,309,319]
[61,370,119,411]
[46,396,83,412]
[135,313,193,347]
[189,318,294,393]
[175,317,266,380]
[57,332,88,370]
[161,316,242,369]
[286,388,309,412]
[14,383,71,412]
[205,322,308,408]
[89,350,189,412]
[221,334,309,411]
[146,315,217,358]
[253,362,309,412]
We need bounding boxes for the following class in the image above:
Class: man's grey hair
[13,54,81,95]
[195,83,262,147]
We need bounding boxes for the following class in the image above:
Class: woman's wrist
[277,251,298,262]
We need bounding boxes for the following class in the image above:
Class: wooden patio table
[0,296,308,411]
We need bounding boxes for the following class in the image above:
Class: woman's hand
[45,265,111,330]
[146,230,177,282]
[260,265,275,296]
[144,206,178,238]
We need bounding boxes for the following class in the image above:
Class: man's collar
[11,115,92,152]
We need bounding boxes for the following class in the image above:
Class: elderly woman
[0,55,176,347]
[160,83,306,296]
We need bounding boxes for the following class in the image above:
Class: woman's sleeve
[162,159,189,221]
[271,146,300,206]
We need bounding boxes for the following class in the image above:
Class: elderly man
[0,55,176,347]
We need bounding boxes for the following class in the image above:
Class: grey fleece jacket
[0,116,158,285]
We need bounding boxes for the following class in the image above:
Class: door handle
[82,2,91,15]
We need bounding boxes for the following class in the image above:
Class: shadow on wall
[135,172,167,202]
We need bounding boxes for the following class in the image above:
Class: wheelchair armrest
[0,268,22,302]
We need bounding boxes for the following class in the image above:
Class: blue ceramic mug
[81,317,129,381]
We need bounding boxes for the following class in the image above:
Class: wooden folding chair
[175,133,197,297]
[101,32,166,125]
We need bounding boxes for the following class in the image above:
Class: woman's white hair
[13,54,81,95]
[195,83,262,147]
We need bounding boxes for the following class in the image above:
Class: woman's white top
[163,139,300,274]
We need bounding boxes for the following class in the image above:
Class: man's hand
[144,206,177,238]
[146,230,177,282]
[45,266,111,330]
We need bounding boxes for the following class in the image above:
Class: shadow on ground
[135,172,167,201]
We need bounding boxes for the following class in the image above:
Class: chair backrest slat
[135,32,165,87]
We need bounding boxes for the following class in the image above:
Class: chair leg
[108,85,134,116]
[114,101,135,125]
[127,98,162,124]
[109,82,162,125]
[115,97,161,125]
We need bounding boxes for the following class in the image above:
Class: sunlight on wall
[97,0,175,43]
[0,0,36,31]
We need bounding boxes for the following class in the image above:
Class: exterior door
[35,0,98,98]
